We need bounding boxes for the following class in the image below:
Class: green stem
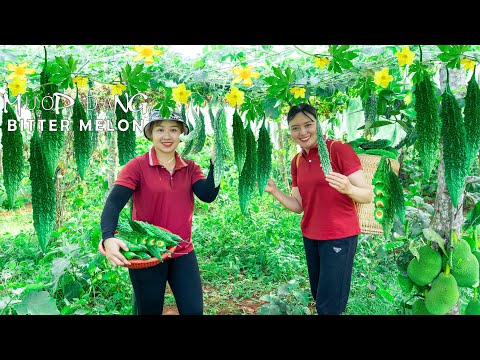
[475,226,478,252]
[293,45,322,58]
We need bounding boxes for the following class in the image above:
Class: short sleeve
[291,155,298,188]
[191,161,207,185]
[115,158,141,190]
[332,141,362,176]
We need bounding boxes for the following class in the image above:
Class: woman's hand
[325,171,353,195]
[103,237,131,267]
[264,178,277,194]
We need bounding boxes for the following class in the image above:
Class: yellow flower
[133,45,163,64]
[7,77,27,96]
[395,46,415,67]
[374,68,394,88]
[231,65,261,87]
[73,76,89,90]
[404,92,412,105]
[111,84,127,96]
[290,87,306,99]
[225,86,245,107]
[314,57,330,69]
[460,58,476,72]
[172,83,192,105]
[6,62,35,81]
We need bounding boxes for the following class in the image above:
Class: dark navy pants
[303,235,358,315]
[129,250,203,315]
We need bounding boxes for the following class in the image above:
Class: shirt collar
[148,146,188,170]
[301,144,318,156]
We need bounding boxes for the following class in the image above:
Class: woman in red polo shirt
[100,109,219,315]
[265,103,373,315]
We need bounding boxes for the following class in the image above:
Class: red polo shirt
[115,146,206,258]
[291,140,362,240]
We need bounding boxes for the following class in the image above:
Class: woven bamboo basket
[355,154,400,235]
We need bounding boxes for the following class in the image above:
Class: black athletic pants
[128,250,203,315]
[303,235,358,315]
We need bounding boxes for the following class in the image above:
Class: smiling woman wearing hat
[100,108,219,315]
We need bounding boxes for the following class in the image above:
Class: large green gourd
[315,120,332,175]
[180,107,196,157]
[87,80,98,152]
[29,120,56,252]
[232,109,246,174]
[72,91,93,180]
[115,92,136,166]
[257,119,272,196]
[40,48,64,178]
[212,106,226,188]
[1,102,24,209]
[440,85,468,208]
[238,123,258,214]
[464,73,480,173]
[190,108,206,154]
[413,72,441,180]
[363,89,378,136]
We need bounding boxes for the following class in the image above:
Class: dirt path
[162,284,266,315]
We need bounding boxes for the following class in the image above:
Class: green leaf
[14,291,60,315]
[51,258,70,288]
[64,280,84,301]
[292,290,309,306]
[257,303,282,315]
[384,240,405,252]
[277,284,290,296]
[438,53,456,62]
[400,108,417,119]
[464,201,480,230]
[397,273,414,293]
[437,45,452,53]
[272,66,285,80]
[375,288,395,304]
[422,228,447,256]
[409,240,420,260]
[193,60,205,68]
[357,120,393,130]
[262,97,281,119]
